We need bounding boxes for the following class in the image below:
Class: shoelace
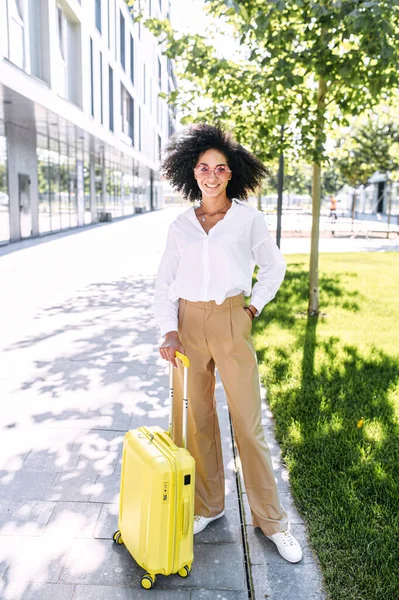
[194,515,202,522]
[276,531,296,547]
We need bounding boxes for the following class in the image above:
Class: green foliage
[335,119,399,189]
[145,1,399,164]
[322,160,345,195]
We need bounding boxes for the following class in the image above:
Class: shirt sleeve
[249,213,286,316]
[153,224,181,337]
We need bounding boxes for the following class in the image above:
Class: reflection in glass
[37,139,51,234]
[49,139,61,231]
[68,145,78,228]
[95,166,104,216]
[84,159,92,224]
[60,142,70,229]
[0,133,10,244]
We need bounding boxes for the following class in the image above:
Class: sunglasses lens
[215,166,228,175]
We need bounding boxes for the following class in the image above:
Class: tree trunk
[351,190,357,233]
[276,149,284,249]
[386,179,392,239]
[257,190,262,211]
[308,76,326,317]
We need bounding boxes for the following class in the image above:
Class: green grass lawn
[253,253,399,600]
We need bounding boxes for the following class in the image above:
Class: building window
[139,107,142,151]
[57,7,66,60]
[120,11,125,70]
[90,39,94,117]
[130,34,134,84]
[159,0,162,10]
[8,0,25,68]
[109,65,114,131]
[149,0,152,16]
[107,0,111,48]
[158,57,162,89]
[158,134,162,161]
[143,63,146,103]
[0,133,10,244]
[121,84,134,142]
[100,51,103,124]
[95,0,102,33]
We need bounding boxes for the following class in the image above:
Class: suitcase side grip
[182,497,190,536]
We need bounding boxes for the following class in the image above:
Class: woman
[154,124,302,563]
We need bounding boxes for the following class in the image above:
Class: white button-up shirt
[154,199,286,336]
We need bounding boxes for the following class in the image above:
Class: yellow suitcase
[113,352,195,590]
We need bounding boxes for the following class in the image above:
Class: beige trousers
[172,293,288,536]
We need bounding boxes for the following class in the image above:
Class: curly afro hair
[161,123,268,202]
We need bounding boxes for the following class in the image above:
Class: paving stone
[0,501,55,536]
[72,585,190,599]
[251,562,325,600]
[192,590,248,600]
[59,538,143,586]
[157,543,246,591]
[21,449,81,473]
[0,582,76,600]
[246,524,314,566]
[73,430,122,477]
[60,538,246,591]
[278,492,305,525]
[94,504,119,539]
[0,536,72,584]
[90,473,120,503]
[45,472,97,503]
[194,509,241,544]
[0,451,31,472]
[44,502,103,538]
[0,471,56,502]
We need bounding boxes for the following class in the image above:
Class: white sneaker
[266,530,303,563]
[193,510,225,534]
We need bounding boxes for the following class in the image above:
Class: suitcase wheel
[112,530,124,545]
[141,573,156,589]
[177,565,191,578]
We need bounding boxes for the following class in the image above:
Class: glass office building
[0,0,176,245]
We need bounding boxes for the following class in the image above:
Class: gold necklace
[198,202,230,223]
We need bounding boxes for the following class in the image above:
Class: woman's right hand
[159,331,185,368]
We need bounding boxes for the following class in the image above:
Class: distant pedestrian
[329,195,338,220]
[154,123,302,563]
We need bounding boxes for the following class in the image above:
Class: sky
[169,0,239,59]
[169,0,208,35]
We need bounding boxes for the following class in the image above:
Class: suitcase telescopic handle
[168,351,190,449]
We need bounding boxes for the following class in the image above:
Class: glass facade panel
[95,155,104,214]
[100,51,104,124]
[90,38,94,117]
[68,144,78,228]
[95,0,102,33]
[49,139,61,232]
[123,170,134,215]
[130,35,134,84]
[109,65,114,131]
[0,130,10,244]
[59,142,70,229]
[37,138,51,234]
[120,11,125,70]
[83,158,91,225]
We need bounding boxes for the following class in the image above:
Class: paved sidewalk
[0,208,326,599]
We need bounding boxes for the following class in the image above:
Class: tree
[145,0,399,314]
[336,119,399,228]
